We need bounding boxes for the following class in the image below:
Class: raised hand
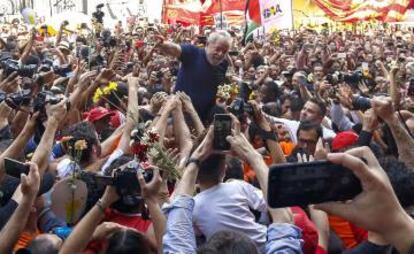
[95,69,116,85]
[371,96,394,123]
[314,147,409,239]
[45,97,69,122]
[138,167,163,203]
[20,162,40,199]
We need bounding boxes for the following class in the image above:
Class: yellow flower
[108,82,118,91]
[74,140,88,151]
[93,88,104,103]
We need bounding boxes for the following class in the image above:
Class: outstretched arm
[372,97,414,169]
[156,36,182,59]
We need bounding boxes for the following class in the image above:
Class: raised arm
[178,91,205,136]
[156,35,182,58]
[116,77,139,154]
[171,99,193,167]
[0,112,38,180]
[250,101,286,164]
[0,162,40,254]
[31,99,68,177]
[138,167,166,253]
[389,65,401,109]
[372,97,414,169]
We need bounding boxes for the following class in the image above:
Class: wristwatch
[185,157,201,168]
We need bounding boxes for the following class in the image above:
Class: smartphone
[229,51,239,56]
[267,160,362,208]
[213,114,232,151]
[4,158,30,178]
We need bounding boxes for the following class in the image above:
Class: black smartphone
[213,114,232,151]
[229,51,239,56]
[4,158,30,178]
[267,160,362,208]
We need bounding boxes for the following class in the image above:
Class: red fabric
[109,110,122,128]
[312,0,409,22]
[83,107,115,123]
[291,207,318,254]
[315,245,327,254]
[350,223,368,243]
[331,131,359,152]
[248,0,261,25]
[104,208,152,233]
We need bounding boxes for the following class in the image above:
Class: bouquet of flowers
[216,83,239,104]
[60,136,88,172]
[130,121,181,181]
[93,81,119,103]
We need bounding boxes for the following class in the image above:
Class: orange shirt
[14,229,40,252]
[328,215,367,249]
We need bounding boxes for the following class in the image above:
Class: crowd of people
[0,15,414,254]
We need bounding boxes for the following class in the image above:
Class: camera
[352,95,371,111]
[85,161,154,212]
[92,4,105,24]
[343,71,363,86]
[326,71,343,85]
[113,163,153,205]
[5,89,32,109]
[39,60,72,77]
[0,59,37,78]
[228,81,254,117]
[33,91,63,114]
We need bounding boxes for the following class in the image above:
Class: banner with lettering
[259,0,293,32]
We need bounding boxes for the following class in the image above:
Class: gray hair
[207,30,233,45]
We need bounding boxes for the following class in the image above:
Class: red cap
[83,107,115,123]
[331,131,359,152]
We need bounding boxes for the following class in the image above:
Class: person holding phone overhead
[156,31,232,122]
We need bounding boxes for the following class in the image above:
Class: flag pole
[220,0,223,29]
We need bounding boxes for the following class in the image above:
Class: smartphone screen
[4,158,30,178]
[268,160,362,208]
[213,114,232,151]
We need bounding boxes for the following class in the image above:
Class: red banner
[162,0,245,26]
[313,0,410,22]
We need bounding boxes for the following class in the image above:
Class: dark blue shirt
[175,44,228,120]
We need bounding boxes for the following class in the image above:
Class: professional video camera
[343,70,364,86]
[81,161,154,212]
[33,90,63,116]
[5,89,32,109]
[39,60,73,77]
[0,59,37,78]
[229,81,254,117]
[92,4,105,24]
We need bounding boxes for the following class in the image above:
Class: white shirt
[192,180,267,249]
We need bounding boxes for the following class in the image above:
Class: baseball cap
[83,107,115,123]
[331,131,359,152]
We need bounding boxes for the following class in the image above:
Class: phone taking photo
[267,160,362,208]
[4,158,30,178]
[213,114,232,151]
